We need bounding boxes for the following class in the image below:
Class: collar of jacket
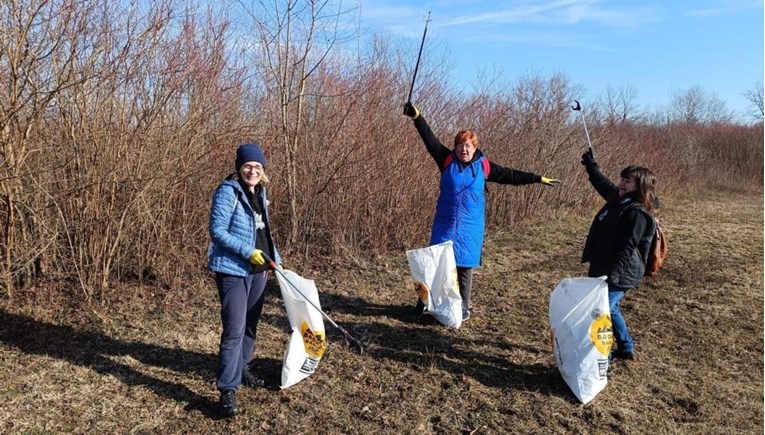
[608,190,640,206]
[454,149,485,167]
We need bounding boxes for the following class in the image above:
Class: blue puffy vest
[430,153,490,268]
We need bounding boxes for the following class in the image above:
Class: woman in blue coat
[207,143,281,417]
[404,103,560,321]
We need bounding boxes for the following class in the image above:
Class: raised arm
[404,102,451,166]
[582,149,618,200]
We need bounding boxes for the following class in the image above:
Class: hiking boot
[219,390,239,418]
[241,369,265,388]
[611,349,635,360]
[462,309,471,322]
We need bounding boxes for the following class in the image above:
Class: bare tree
[239,0,358,250]
[742,81,764,122]
[599,85,642,124]
[667,85,734,125]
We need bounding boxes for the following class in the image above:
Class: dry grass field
[1,188,762,434]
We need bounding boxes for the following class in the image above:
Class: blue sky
[357,0,764,120]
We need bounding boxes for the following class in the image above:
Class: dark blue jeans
[608,285,634,354]
[215,272,267,392]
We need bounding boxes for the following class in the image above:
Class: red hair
[454,130,479,148]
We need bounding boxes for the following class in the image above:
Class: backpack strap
[441,153,491,178]
[441,153,453,169]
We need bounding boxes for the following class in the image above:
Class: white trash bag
[276,269,327,389]
[406,241,462,329]
[548,276,613,404]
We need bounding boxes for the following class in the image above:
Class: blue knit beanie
[235,143,267,170]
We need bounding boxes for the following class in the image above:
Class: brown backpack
[626,203,668,276]
[644,219,668,276]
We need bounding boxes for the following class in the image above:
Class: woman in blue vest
[208,143,281,417]
[404,103,560,321]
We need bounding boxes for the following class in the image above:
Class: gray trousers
[457,267,473,310]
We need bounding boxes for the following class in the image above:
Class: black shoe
[611,349,635,360]
[242,369,265,388]
[413,299,425,315]
[219,390,239,417]
[462,309,471,322]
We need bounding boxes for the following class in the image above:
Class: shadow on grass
[308,291,416,322]
[0,309,226,419]
[239,289,576,403]
[364,319,574,400]
[300,294,578,403]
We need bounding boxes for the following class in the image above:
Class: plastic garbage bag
[549,276,612,404]
[276,269,327,389]
[406,241,462,329]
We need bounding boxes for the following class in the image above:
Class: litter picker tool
[571,100,594,157]
[407,11,432,103]
[263,253,364,355]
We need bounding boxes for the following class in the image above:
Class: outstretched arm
[486,161,541,185]
[487,161,560,186]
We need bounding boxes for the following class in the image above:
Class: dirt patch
[1,189,762,434]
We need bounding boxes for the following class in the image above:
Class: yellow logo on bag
[413,281,429,302]
[590,314,613,355]
[301,322,326,358]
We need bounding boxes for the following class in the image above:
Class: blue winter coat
[207,177,280,276]
[431,155,487,267]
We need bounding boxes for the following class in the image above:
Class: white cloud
[685,0,762,17]
[437,1,661,29]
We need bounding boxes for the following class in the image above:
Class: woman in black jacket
[581,149,657,361]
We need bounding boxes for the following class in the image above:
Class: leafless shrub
[1,0,761,304]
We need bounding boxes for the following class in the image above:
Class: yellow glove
[249,249,266,265]
[541,176,561,186]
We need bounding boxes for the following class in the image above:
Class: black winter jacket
[581,164,656,289]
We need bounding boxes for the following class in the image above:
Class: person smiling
[207,143,281,417]
[403,102,560,322]
[580,148,657,362]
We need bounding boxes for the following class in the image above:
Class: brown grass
[1,188,762,434]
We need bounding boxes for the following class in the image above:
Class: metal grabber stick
[262,253,364,355]
[571,100,594,157]
[407,11,432,103]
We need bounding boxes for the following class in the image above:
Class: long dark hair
[620,166,656,213]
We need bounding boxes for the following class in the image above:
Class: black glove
[403,102,420,119]
[581,148,597,167]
